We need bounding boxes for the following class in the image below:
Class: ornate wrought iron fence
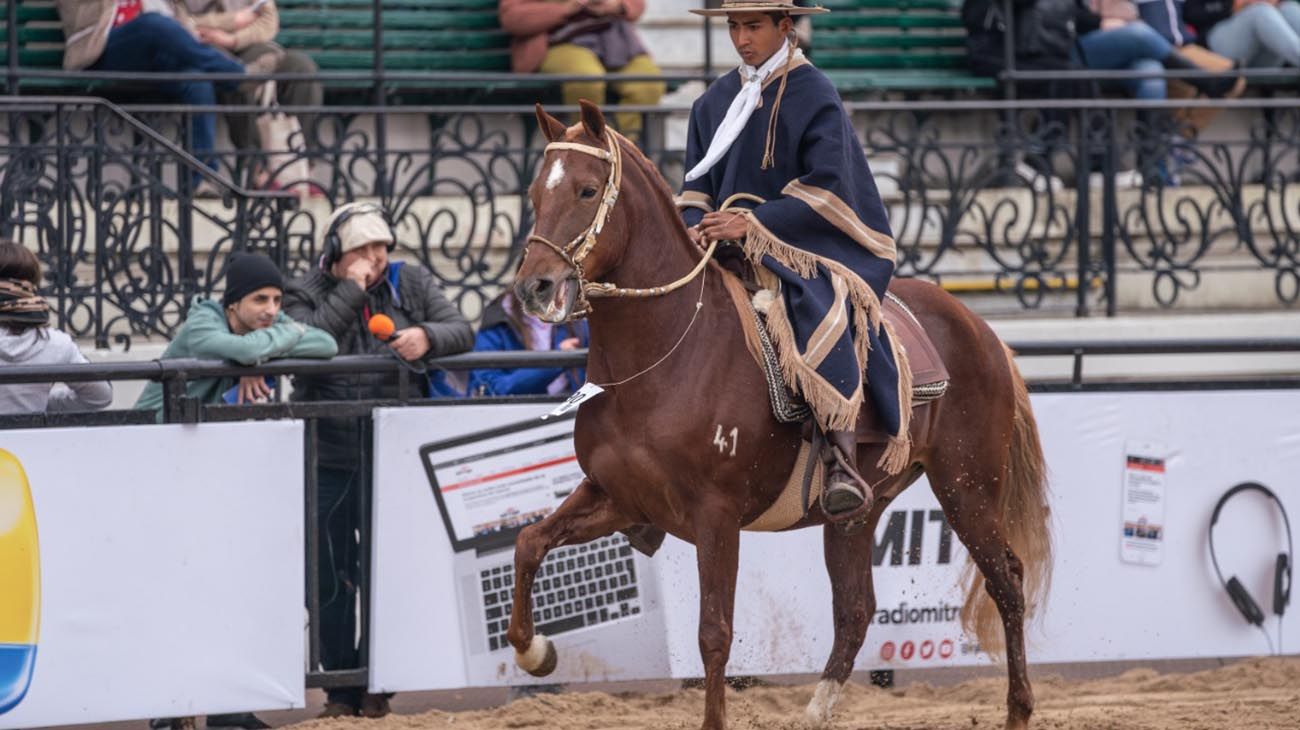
[2,96,1299,350]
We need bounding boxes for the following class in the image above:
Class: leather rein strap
[526,131,719,319]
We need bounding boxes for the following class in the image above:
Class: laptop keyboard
[479,534,643,652]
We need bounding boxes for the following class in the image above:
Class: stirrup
[820,445,872,524]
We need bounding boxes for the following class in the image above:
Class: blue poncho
[679,59,912,471]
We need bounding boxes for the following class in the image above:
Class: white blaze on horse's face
[545,158,566,191]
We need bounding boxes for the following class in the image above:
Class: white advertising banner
[0,422,306,729]
[370,391,1300,691]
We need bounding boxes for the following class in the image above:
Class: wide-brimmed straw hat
[690,1,829,16]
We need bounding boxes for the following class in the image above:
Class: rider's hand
[687,225,706,249]
[699,211,748,243]
[558,337,581,351]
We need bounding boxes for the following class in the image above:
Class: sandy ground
[281,657,1300,730]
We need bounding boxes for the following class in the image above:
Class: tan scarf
[0,278,50,326]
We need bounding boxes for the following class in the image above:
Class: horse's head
[515,101,628,322]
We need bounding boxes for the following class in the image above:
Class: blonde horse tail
[960,344,1053,657]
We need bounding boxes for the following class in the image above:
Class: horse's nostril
[534,279,554,299]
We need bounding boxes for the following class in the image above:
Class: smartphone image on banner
[1120,440,1167,566]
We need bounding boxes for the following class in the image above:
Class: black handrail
[7,68,716,85]
[0,351,589,385]
[1,339,1297,386]
[0,95,296,202]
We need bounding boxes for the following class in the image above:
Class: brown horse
[506,101,1053,730]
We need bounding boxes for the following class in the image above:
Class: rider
[678,1,911,521]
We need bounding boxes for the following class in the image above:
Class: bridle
[525,129,719,321]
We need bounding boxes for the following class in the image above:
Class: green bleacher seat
[809,0,996,95]
[3,0,538,99]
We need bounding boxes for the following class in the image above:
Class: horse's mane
[610,130,694,238]
[618,133,673,198]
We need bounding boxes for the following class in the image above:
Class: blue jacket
[466,303,588,396]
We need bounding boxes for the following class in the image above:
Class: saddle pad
[883,292,948,388]
[742,438,823,532]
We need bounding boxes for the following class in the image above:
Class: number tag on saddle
[543,382,606,420]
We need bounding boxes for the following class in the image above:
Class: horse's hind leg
[805,520,877,727]
[505,478,632,676]
[929,461,1034,730]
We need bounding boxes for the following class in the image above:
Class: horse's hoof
[802,679,843,727]
[515,634,558,677]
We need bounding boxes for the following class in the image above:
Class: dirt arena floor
[287,657,1300,730]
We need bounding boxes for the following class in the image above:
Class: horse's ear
[535,103,566,143]
[578,99,606,141]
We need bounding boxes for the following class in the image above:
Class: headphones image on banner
[1208,481,1293,652]
[319,202,397,271]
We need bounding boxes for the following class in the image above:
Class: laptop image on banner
[420,413,669,684]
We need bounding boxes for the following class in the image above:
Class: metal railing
[6,95,1300,348]
[5,0,1300,348]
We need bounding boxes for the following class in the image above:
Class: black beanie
[222,252,284,307]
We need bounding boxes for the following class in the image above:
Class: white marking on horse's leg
[545,158,566,190]
[803,679,843,727]
[515,634,552,673]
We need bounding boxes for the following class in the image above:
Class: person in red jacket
[498,0,665,142]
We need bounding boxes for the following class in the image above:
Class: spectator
[1078,0,1239,102]
[176,0,323,189]
[284,202,473,718]
[0,241,112,415]
[962,0,1085,95]
[466,290,588,397]
[1185,0,1300,69]
[55,0,247,183]
[1078,0,1240,184]
[499,0,665,143]
[134,252,337,421]
[962,0,1097,190]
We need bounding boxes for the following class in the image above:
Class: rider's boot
[821,429,872,523]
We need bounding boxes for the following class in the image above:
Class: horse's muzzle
[515,275,577,323]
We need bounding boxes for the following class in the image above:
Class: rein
[525,130,763,389]
[526,130,719,320]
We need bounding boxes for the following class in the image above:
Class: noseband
[526,130,718,320]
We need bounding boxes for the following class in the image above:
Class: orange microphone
[368,313,398,342]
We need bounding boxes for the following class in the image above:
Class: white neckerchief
[685,41,799,182]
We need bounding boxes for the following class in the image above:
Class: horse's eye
[580,186,598,200]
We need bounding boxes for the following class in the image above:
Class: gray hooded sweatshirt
[0,328,113,414]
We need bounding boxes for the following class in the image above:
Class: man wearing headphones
[285,202,473,718]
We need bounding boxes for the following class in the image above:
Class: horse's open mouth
[538,277,578,323]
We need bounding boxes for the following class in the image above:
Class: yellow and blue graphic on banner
[0,449,38,715]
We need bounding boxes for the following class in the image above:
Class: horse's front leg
[694,505,741,730]
[506,478,632,676]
